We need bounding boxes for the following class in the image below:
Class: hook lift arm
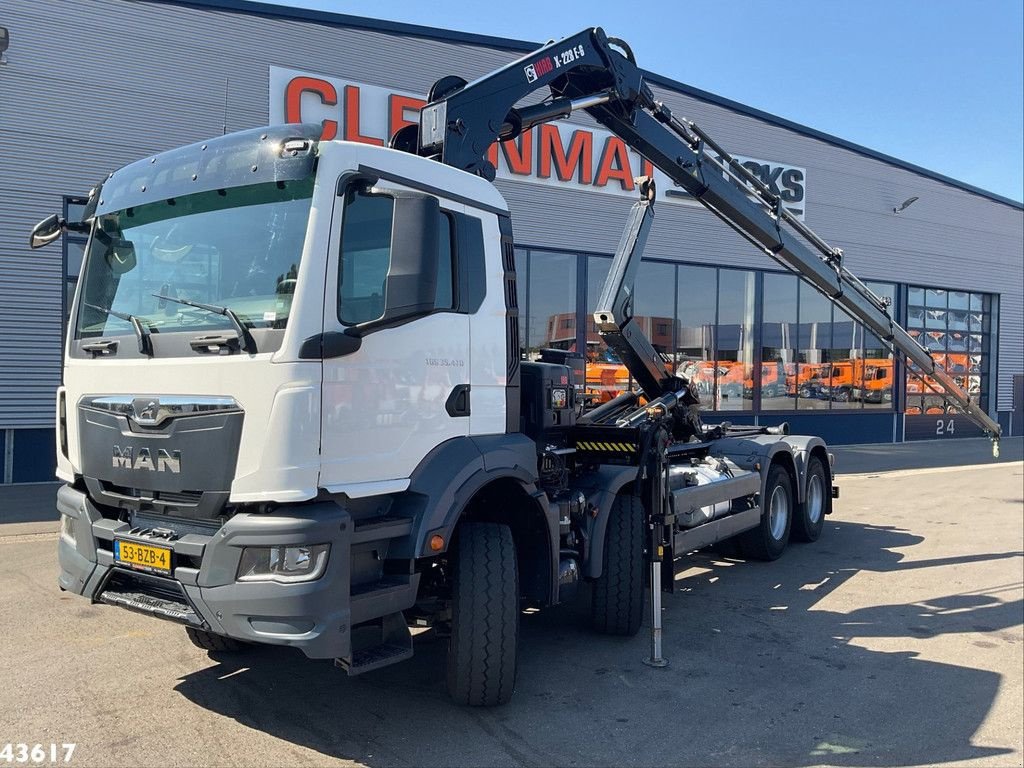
[409,26,1001,453]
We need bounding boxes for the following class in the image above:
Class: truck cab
[53,126,541,689]
[852,358,894,404]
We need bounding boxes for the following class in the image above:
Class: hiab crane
[33,27,1000,707]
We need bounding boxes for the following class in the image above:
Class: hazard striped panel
[575,440,637,453]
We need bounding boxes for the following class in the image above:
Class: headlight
[60,514,76,544]
[237,544,330,583]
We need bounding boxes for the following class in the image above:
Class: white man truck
[33,28,1000,706]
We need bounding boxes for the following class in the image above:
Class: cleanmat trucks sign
[269,65,807,219]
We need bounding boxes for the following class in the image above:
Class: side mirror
[381,191,440,321]
[29,214,64,249]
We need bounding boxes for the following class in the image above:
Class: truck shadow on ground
[174,521,1023,767]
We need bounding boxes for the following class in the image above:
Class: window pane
[925,330,946,351]
[65,201,88,223]
[515,249,528,356]
[676,265,717,409]
[948,308,968,331]
[716,269,754,411]
[585,256,627,401]
[527,251,576,360]
[797,282,831,410]
[66,239,87,278]
[861,281,895,409]
[636,261,676,358]
[830,304,860,409]
[948,290,969,310]
[926,308,947,329]
[339,191,393,325]
[761,273,798,410]
[926,288,947,308]
[434,213,454,310]
[908,286,924,307]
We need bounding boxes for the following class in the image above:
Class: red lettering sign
[538,125,593,184]
[284,76,338,141]
[596,137,634,190]
[344,85,384,146]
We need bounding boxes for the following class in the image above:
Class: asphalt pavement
[0,441,1021,767]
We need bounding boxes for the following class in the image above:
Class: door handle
[445,384,471,417]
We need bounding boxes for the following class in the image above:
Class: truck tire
[792,455,828,543]
[591,493,644,636]
[446,522,519,707]
[738,463,793,561]
[185,626,246,653]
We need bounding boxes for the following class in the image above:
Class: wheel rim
[806,473,824,525]
[768,485,789,540]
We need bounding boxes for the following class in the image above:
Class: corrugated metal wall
[1,0,1021,429]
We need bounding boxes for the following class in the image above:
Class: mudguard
[574,464,639,579]
[389,434,549,559]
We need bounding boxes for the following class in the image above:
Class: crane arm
[412,27,1001,449]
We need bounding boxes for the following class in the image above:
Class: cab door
[319,177,470,494]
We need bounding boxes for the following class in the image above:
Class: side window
[436,211,455,310]
[339,187,394,325]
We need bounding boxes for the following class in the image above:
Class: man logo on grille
[112,446,181,473]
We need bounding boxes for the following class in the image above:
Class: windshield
[75,179,313,340]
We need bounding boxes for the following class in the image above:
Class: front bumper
[57,484,355,659]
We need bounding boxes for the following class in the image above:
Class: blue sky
[269,0,1023,203]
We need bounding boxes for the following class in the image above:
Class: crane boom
[412,27,1001,450]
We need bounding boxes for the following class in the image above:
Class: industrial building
[1,0,1021,483]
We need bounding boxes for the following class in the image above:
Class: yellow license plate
[114,540,172,575]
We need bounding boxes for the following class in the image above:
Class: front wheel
[185,626,247,653]
[738,463,793,561]
[792,455,828,542]
[446,522,519,707]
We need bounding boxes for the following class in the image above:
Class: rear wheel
[738,463,793,561]
[185,626,246,653]
[792,455,828,543]
[591,493,645,636]
[446,522,519,707]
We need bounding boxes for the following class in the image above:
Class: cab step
[350,573,420,624]
[336,612,412,676]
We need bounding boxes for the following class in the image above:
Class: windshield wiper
[152,294,255,353]
[84,303,154,356]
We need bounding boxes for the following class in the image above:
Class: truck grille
[101,483,202,506]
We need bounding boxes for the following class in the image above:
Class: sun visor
[93,124,321,216]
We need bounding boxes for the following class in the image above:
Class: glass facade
[905,285,992,416]
[514,249,993,425]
